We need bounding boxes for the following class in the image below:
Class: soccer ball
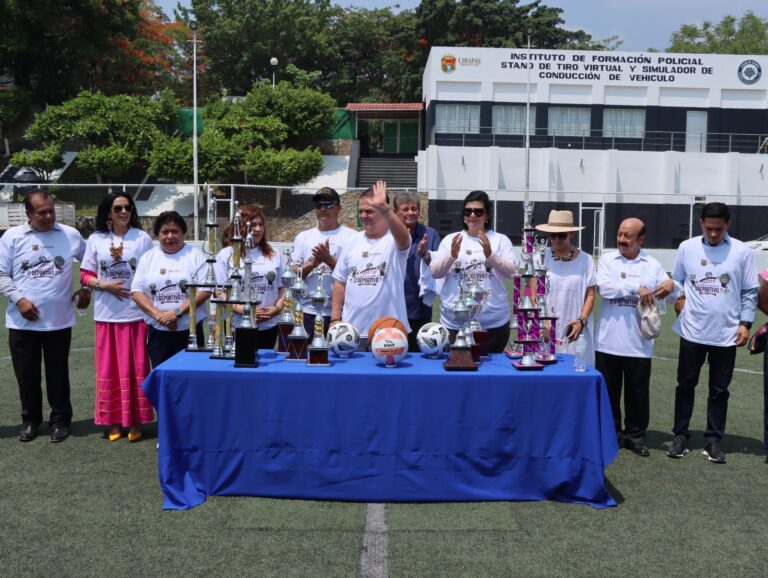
[416,322,449,357]
[370,327,408,367]
[326,322,361,357]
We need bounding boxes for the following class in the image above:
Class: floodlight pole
[270,57,279,90]
[524,27,533,204]
[191,21,200,242]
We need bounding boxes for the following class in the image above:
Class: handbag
[748,322,768,355]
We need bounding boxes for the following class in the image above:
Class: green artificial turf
[0,270,767,576]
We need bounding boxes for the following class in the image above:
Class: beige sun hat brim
[534,210,586,233]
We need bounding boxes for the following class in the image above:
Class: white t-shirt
[595,250,676,358]
[434,230,519,330]
[544,249,597,364]
[671,235,759,346]
[214,245,284,330]
[332,231,410,338]
[81,228,154,323]
[292,225,357,317]
[0,223,85,331]
[130,244,208,331]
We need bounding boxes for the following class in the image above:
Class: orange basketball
[368,316,407,339]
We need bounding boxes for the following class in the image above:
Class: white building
[418,47,768,249]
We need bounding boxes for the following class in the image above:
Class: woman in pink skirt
[80,193,154,442]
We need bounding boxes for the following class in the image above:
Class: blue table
[142,351,619,510]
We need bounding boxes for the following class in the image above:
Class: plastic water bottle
[655,298,667,317]
[573,334,587,372]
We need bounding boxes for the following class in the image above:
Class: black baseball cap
[312,187,340,204]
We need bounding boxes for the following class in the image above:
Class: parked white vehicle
[746,234,768,251]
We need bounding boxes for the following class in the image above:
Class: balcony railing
[430,127,768,154]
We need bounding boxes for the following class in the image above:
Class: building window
[603,108,645,138]
[435,104,481,133]
[547,107,591,137]
[492,105,536,135]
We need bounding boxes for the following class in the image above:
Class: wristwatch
[740,321,752,330]
[173,307,183,318]
[577,315,587,326]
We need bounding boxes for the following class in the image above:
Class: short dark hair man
[595,218,677,457]
[394,192,440,352]
[0,190,90,442]
[667,202,758,463]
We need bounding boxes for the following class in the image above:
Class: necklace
[109,232,125,262]
[552,249,575,262]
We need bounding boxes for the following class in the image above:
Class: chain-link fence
[2,182,767,253]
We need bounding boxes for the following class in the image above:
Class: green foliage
[148,130,243,183]
[76,144,135,181]
[0,86,30,130]
[10,143,64,181]
[667,11,768,54]
[244,147,324,187]
[147,135,193,182]
[214,113,288,150]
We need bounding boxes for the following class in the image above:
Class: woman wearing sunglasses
[535,210,597,364]
[430,190,519,353]
[80,193,154,442]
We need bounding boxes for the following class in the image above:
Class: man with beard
[595,218,676,457]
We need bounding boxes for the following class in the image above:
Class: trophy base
[286,336,309,360]
[307,346,331,367]
[443,346,478,371]
[534,355,558,365]
[209,352,235,360]
[276,322,293,353]
[472,329,490,359]
[512,360,544,371]
[470,342,481,363]
[234,327,260,368]
[186,346,213,353]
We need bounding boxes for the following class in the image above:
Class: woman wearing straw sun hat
[535,210,597,365]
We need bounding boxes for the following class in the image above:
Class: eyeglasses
[463,208,486,217]
[314,201,336,210]
[113,205,132,213]
[549,232,568,240]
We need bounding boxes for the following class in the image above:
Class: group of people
[1,188,765,466]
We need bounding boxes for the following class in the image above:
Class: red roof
[346,103,423,111]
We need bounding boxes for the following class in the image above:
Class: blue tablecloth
[142,351,619,510]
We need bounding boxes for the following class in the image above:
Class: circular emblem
[738,60,762,85]
[441,53,457,74]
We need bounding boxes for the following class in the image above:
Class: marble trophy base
[286,335,309,360]
[444,345,478,371]
[307,345,332,367]
[472,329,490,359]
[234,327,260,368]
[276,322,293,353]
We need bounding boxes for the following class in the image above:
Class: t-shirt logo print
[350,261,387,286]
[690,272,730,295]
[22,255,62,278]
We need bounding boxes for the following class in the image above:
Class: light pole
[190,20,200,241]
[270,57,278,90]
[524,26,533,202]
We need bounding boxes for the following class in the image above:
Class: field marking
[653,355,763,376]
[359,503,388,578]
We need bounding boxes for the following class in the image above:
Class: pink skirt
[94,320,154,426]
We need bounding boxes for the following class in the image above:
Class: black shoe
[625,439,650,457]
[703,441,726,464]
[50,424,69,443]
[666,435,689,458]
[18,422,38,442]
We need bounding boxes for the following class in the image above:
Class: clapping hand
[450,235,463,259]
[477,231,492,258]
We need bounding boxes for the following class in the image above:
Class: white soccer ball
[326,322,360,357]
[370,327,408,367]
[416,322,450,357]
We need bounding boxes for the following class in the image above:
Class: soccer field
[0,276,767,577]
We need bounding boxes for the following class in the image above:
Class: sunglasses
[112,205,132,213]
[314,201,336,210]
[549,232,568,240]
[463,208,486,217]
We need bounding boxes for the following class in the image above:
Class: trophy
[286,261,309,360]
[534,236,558,363]
[465,277,490,359]
[444,296,477,371]
[276,248,296,353]
[234,222,261,368]
[306,270,331,366]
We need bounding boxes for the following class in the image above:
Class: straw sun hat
[534,210,585,233]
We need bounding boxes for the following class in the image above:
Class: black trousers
[447,323,510,354]
[302,313,330,342]
[147,322,205,369]
[595,351,652,443]
[407,318,431,353]
[674,337,736,442]
[9,327,73,427]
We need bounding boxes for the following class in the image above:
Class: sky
[157,0,765,52]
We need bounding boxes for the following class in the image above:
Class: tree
[76,144,135,184]
[244,147,324,187]
[10,143,64,181]
[667,11,768,54]
[148,129,243,183]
